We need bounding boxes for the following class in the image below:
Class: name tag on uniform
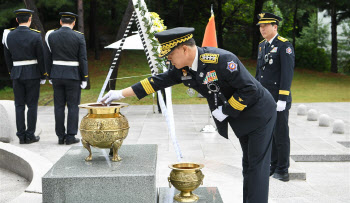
[181,75,192,80]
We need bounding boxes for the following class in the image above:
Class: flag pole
[200,4,217,133]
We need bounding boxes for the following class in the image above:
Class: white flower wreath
[136,0,168,71]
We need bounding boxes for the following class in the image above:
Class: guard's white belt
[13,59,38,66]
[53,60,79,66]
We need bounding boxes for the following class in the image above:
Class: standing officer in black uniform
[45,12,88,145]
[255,13,295,182]
[2,9,47,144]
[101,27,277,203]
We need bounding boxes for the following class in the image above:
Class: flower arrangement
[149,12,167,33]
[135,0,168,71]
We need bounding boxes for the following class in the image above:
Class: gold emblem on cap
[259,13,265,19]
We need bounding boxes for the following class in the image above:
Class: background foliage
[0,0,350,90]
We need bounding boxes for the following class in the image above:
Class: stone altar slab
[42,144,157,203]
[158,187,223,203]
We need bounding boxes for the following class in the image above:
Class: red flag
[202,10,217,48]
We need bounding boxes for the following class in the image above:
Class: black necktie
[265,42,270,52]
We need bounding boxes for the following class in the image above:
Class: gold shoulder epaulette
[30,28,41,33]
[259,39,266,44]
[74,30,84,35]
[9,27,16,30]
[200,53,219,64]
[277,36,288,42]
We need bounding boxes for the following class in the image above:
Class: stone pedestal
[42,145,157,203]
[0,100,42,143]
[159,187,223,203]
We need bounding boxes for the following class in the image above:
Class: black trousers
[271,102,291,174]
[13,79,40,139]
[238,112,276,203]
[52,79,81,138]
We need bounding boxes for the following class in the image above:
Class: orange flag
[202,9,218,48]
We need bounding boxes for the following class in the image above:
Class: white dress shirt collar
[190,47,198,71]
[268,33,278,44]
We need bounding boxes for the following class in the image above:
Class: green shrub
[295,44,330,72]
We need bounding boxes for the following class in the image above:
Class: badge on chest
[202,70,218,84]
[181,69,192,80]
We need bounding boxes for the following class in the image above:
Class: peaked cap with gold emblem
[154,27,194,57]
[256,12,282,25]
[14,9,34,17]
[59,12,78,21]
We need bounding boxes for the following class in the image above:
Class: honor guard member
[45,12,88,145]
[255,13,295,182]
[101,27,277,203]
[2,9,47,144]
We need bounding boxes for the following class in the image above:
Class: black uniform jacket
[255,35,294,103]
[132,47,276,138]
[3,26,46,80]
[45,27,88,81]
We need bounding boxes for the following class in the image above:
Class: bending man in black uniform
[255,13,295,182]
[2,9,47,144]
[45,12,89,145]
[101,27,277,203]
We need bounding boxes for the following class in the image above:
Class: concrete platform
[1,103,349,202]
[42,145,157,203]
[0,142,52,203]
[158,187,223,203]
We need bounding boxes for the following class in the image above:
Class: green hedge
[295,44,330,72]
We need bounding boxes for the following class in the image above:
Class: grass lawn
[0,50,349,105]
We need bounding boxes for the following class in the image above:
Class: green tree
[0,0,22,27]
[296,14,329,49]
[314,0,350,73]
[338,19,350,74]
[221,0,254,56]
[272,0,317,48]
[251,0,266,59]
[295,13,330,71]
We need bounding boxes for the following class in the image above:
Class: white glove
[80,81,87,89]
[49,80,52,85]
[101,90,125,105]
[212,106,228,122]
[40,79,46,85]
[276,100,287,111]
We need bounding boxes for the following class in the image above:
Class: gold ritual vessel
[78,103,129,162]
[168,163,205,202]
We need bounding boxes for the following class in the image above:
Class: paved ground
[0,168,28,203]
[1,102,350,203]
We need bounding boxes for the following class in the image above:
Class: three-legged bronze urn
[78,103,129,162]
[168,162,205,202]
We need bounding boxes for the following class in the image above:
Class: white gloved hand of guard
[212,106,228,122]
[49,80,52,85]
[40,79,46,85]
[80,81,87,89]
[276,100,287,111]
[101,90,125,105]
